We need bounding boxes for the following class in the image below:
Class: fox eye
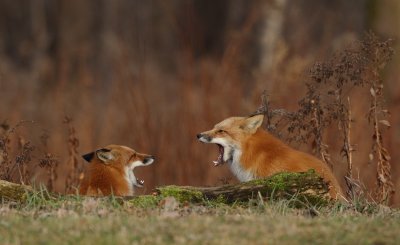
[217,129,226,133]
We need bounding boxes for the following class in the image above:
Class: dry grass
[0,193,399,245]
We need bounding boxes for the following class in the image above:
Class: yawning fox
[79,144,155,196]
[197,114,343,199]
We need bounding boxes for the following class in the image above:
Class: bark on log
[1,170,332,207]
[0,180,33,202]
[155,170,331,206]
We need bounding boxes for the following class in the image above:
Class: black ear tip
[82,152,95,162]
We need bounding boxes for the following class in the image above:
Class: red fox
[79,144,155,196]
[197,114,344,199]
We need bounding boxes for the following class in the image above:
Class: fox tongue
[213,145,224,166]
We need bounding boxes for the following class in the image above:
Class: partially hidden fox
[197,114,344,199]
[79,144,155,196]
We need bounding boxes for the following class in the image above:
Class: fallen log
[0,179,33,202]
[1,170,332,207]
[135,170,332,207]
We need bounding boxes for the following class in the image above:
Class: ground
[0,194,399,245]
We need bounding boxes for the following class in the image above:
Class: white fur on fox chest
[124,167,136,195]
[228,149,254,182]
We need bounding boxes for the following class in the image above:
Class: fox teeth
[213,161,220,166]
[136,178,144,186]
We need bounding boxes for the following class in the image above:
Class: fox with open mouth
[79,144,155,196]
[197,114,343,199]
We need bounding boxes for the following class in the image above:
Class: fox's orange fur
[197,115,344,199]
[79,144,154,196]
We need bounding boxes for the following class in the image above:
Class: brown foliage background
[0,1,399,204]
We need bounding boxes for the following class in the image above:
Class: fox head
[82,144,154,187]
[197,114,264,166]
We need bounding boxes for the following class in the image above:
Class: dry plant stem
[343,97,355,197]
[370,85,393,203]
[250,91,271,123]
[51,169,56,190]
[250,91,292,138]
[48,160,57,192]
[345,97,353,177]
[38,153,59,192]
[0,120,34,181]
[261,91,278,133]
[0,123,14,181]
[311,101,332,169]
[63,116,82,194]
[15,138,34,185]
[37,130,59,191]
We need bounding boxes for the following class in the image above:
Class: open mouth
[213,144,224,166]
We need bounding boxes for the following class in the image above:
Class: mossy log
[0,180,33,202]
[1,170,332,207]
[153,170,331,206]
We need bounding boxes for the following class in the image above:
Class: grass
[1,192,399,245]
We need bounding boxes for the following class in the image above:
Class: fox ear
[82,152,95,162]
[95,148,114,163]
[242,114,264,133]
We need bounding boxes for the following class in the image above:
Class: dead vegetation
[63,116,84,194]
[0,120,34,182]
[0,119,75,193]
[0,33,395,207]
[254,33,394,204]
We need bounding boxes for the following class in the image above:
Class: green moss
[248,170,317,189]
[129,195,160,208]
[154,170,330,207]
[158,186,203,203]
[0,180,32,202]
[2,170,331,209]
[245,170,330,207]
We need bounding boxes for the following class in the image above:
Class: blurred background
[0,0,399,204]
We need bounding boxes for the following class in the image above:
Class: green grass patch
[129,195,160,208]
[0,195,399,245]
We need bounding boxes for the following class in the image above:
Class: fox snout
[132,154,155,168]
[197,133,212,143]
[142,156,155,165]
